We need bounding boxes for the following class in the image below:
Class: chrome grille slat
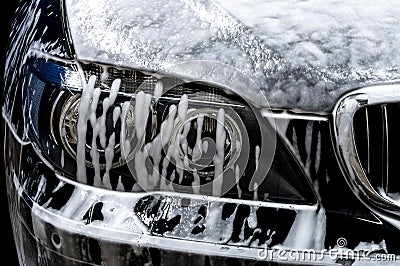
[366,108,370,175]
[382,105,389,195]
[354,105,383,190]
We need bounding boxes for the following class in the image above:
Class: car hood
[65,0,400,112]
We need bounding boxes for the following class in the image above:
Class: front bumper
[4,118,400,266]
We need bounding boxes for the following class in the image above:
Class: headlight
[23,55,315,204]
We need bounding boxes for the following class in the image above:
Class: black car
[2,0,400,265]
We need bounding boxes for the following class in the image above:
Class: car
[2,0,400,265]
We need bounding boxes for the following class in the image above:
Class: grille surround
[333,84,400,216]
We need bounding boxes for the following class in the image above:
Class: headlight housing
[23,54,315,204]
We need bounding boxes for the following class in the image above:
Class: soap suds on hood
[66,0,400,112]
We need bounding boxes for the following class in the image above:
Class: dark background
[1,1,20,265]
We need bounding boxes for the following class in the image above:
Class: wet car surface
[2,0,400,265]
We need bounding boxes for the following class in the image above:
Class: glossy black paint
[1,1,24,265]
[3,0,73,138]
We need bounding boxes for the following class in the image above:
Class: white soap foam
[212,108,226,197]
[76,75,96,182]
[154,80,163,100]
[178,94,188,122]
[134,91,152,142]
[235,164,242,198]
[192,115,204,162]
